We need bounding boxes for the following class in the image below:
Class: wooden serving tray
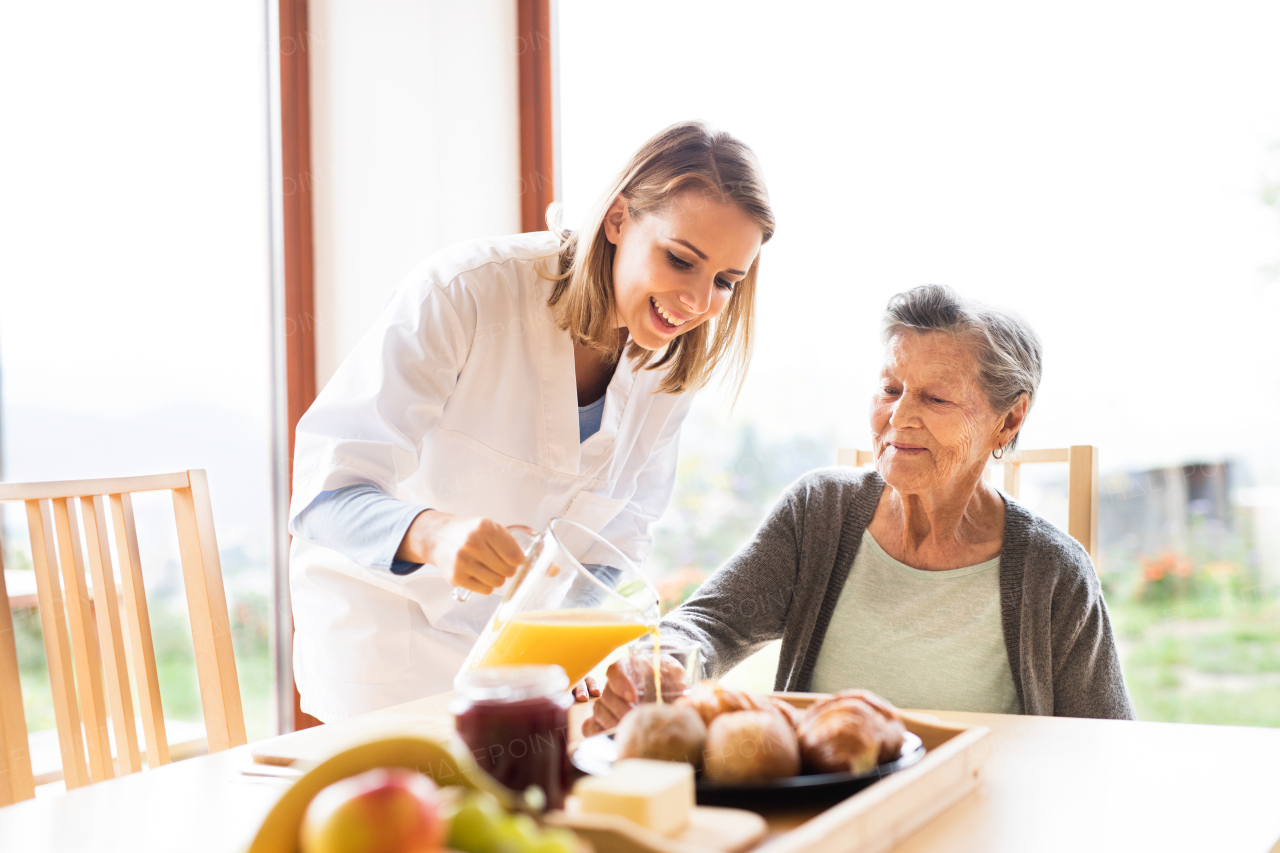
[751,693,990,853]
[250,691,989,853]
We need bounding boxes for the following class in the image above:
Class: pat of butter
[573,758,695,836]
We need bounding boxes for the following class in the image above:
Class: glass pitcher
[459,517,660,686]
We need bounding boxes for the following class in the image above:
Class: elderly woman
[586,284,1134,733]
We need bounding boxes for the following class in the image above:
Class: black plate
[572,730,925,809]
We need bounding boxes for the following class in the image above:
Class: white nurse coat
[289,232,693,722]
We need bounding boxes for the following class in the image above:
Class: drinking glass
[625,636,702,704]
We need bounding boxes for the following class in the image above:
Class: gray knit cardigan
[663,467,1136,720]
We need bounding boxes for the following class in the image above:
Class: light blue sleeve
[290,484,429,575]
[293,402,601,575]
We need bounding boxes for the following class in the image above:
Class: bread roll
[615,703,707,767]
[703,710,801,782]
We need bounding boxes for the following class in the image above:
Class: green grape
[446,792,506,853]
[490,813,540,853]
[529,827,578,853]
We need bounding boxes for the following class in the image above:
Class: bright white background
[0,0,275,741]
[0,1,274,542]
[559,0,1280,484]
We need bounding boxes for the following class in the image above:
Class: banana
[248,735,511,853]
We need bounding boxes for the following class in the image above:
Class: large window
[0,0,276,775]
[560,1,1280,724]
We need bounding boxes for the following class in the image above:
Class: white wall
[308,0,522,387]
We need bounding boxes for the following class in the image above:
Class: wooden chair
[837,446,1100,561]
[0,470,246,805]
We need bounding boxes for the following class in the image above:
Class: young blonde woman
[288,122,775,721]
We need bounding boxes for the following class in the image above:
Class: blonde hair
[546,121,775,396]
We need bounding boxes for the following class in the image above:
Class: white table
[2,703,1278,853]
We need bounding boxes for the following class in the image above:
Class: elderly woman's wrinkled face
[871,331,1004,496]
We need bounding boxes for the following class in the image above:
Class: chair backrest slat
[82,495,143,774]
[1003,460,1021,496]
[1,470,244,801]
[0,473,191,502]
[0,546,37,804]
[25,499,90,789]
[111,491,170,768]
[51,497,115,783]
[171,470,247,752]
[1066,445,1099,560]
[836,449,875,467]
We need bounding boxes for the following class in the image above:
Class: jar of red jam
[450,665,573,809]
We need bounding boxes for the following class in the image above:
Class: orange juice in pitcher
[473,610,652,685]
[461,518,660,686]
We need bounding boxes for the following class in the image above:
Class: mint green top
[810,529,1023,714]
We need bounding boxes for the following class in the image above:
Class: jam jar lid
[453,665,570,703]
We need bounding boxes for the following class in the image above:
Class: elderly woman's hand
[571,676,601,702]
[582,654,691,735]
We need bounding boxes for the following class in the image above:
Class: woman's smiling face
[604,188,763,351]
[870,331,1008,496]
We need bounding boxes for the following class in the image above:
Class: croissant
[767,695,804,730]
[797,698,881,774]
[675,683,770,727]
[797,693,906,774]
[830,690,906,763]
[833,689,904,724]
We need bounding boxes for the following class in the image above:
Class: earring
[992,445,1005,460]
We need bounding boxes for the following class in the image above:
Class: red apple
[300,768,447,853]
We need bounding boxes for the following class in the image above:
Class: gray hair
[881,284,1043,453]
